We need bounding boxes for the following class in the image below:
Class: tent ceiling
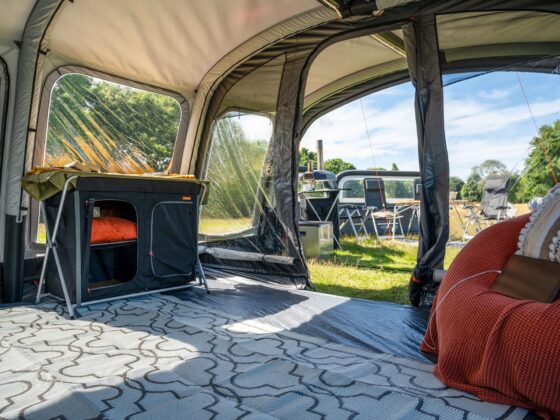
[305,33,404,97]
[302,10,560,118]
[0,0,36,47]
[41,0,324,99]
[304,31,407,109]
[438,11,560,62]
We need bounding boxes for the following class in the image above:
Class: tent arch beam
[2,0,66,303]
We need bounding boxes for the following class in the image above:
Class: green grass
[308,237,462,305]
[199,217,252,235]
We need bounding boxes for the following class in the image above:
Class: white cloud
[448,137,532,178]
[478,88,513,100]
[237,113,273,142]
[444,97,560,138]
[301,83,560,179]
[302,98,417,165]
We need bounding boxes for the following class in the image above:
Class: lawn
[199,217,252,235]
[307,237,461,305]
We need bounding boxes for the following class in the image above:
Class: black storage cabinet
[44,176,203,305]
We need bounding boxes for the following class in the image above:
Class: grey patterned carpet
[0,291,527,419]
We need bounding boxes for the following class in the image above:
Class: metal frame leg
[369,212,380,239]
[392,209,398,240]
[197,258,210,294]
[307,198,342,248]
[357,210,369,238]
[36,176,78,318]
[342,207,360,240]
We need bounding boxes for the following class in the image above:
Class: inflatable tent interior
[0,0,559,417]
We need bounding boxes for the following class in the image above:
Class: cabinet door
[150,201,197,278]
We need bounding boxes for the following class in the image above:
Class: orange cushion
[423,214,560,418]
[90,217,137,244]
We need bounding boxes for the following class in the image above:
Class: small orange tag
[181,196,192,201]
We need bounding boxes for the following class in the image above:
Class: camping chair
[363,177,404,239]
[339,204,369,240]
[462,175,512,240]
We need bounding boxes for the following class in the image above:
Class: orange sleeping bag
[90,217,137,244]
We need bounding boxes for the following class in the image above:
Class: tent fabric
[0,58,8,181]
[180,5,338,173]
[5,0,63,218]
[43,0,323,100]
[198,246,295,265]
[403,15,449,307]
[437,11,560,63]
[1,0,63,303]
[0,0,36,43]
[304,34,405,100]
[422,214,560,418]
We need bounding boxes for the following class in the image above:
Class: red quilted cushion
[422,214,560,418]
[90,217,137,244]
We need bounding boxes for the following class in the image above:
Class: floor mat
[0,294,527,419]
[174,274,432,362]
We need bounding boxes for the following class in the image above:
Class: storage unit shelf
[90,240,137,249]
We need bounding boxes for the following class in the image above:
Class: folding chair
[339,204,369,240]
[462,175,512,240]
[363,178,403,239]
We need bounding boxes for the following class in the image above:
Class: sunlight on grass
[308,237,462,305]
[199,217,252,235]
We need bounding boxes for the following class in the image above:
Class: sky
[300,71,560,179]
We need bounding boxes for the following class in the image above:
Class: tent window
[437,11,560,241]
[301,82,418,176]
[200,112,273,237]
[338,176,417,204]
[45,73,181,173]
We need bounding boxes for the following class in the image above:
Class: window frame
[338,175,418,204]
[29,66,189,251]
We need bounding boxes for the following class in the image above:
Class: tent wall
[3,0,63,303]
[192,0,560,295]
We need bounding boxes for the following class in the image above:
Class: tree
[472,159,508,179]
[391,163,399,171]
[449,176,464,199]
[324,158,356,174]
[203,117,269,219]
[514,120,560,202]
[299,147,317,168]
[461,172,482,201]
[47,73,181,173]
